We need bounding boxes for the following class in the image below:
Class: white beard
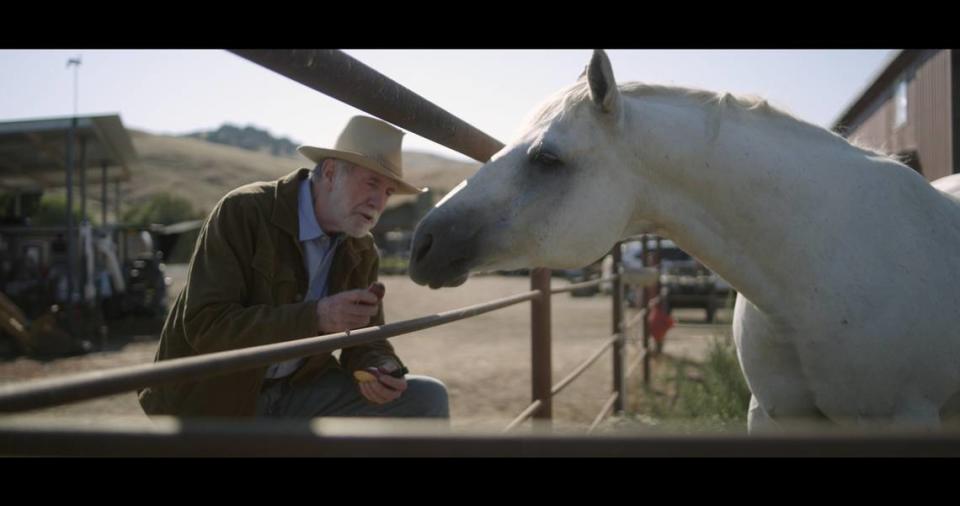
[325,176,377,238]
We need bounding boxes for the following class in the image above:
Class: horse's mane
[531,79,895,161]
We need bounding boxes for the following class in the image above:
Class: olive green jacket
[138,168,400,417]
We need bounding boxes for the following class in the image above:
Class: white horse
[933,173,960,199]
[408,50,960,432]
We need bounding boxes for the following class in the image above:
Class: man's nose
[371,189,389,210]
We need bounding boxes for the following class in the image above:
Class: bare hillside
[123,130,480,217]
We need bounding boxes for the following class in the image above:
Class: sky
[0,49,897,162]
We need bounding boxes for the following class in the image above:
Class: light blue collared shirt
[265,177,345,379]
[297,177,345,302]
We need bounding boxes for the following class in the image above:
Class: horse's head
[409,50,647,288]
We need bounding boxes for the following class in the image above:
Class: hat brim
[298,146,427,195]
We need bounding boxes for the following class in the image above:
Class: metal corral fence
[0,246,664,456]
[0,251,658,417]
[3,50,960,456]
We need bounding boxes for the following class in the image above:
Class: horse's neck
[624,97,870,316]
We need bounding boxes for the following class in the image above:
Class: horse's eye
[533,150,562,167]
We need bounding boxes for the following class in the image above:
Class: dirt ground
[0,265,732,431]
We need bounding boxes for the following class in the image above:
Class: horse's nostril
[414,233,434,264]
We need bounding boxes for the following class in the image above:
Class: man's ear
[318,159,339,189]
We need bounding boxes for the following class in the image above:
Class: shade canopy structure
[0,114,137,192]
[0,114,139,313]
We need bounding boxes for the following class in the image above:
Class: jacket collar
[272,168,373,263]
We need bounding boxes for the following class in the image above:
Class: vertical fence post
[641,235,652,386]
[531,267,552,423]
[114,179,121,224]
[654,236,664,354]
[101,161,108,226]
[66,119,76,312]
[79,137,87,226]
[611,242,625,414]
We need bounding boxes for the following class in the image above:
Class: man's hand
[315,289,380,334]
[356,362,408,405]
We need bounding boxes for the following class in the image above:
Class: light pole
[65,55,82,308]
[67,56,81,116]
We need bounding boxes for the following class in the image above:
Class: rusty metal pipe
[0,290,538,413]
[551,334,617,398]
[229,50,505,163]
[587,391,620,434]
[503,400,543,432]
[548,275,619,295]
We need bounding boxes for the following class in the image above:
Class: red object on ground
[647,303,675,343]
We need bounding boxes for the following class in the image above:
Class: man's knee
[404,375,450,418]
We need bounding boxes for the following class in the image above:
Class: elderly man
[138,116,449,419]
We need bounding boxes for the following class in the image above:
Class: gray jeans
[255,366,450,419]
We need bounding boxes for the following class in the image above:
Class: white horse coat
[933,172,960,198]
[409,50,960,431]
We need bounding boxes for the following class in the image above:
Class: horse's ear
[587,49,620,114]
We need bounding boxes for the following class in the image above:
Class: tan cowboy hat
[297,115,426,195]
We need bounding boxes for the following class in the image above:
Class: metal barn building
[833,49,960,182]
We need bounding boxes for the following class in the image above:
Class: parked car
[623,239,731,322]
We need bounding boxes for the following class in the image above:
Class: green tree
[29,194,90,226]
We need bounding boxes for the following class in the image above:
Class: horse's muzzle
[408,209,479,289]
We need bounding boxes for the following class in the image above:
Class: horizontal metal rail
[587,392,620,434]
[505,280,663,431]
[229,50,504,163]
[506,333,620,431]
[551,334,619,397]
[504,331,632,431]
[503,400,543,432]
[622,308,648,334]
[4,417,960,457]
[0,290,539,413]
[548,275,619,295]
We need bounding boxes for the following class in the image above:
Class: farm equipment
[0,223,170,357]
